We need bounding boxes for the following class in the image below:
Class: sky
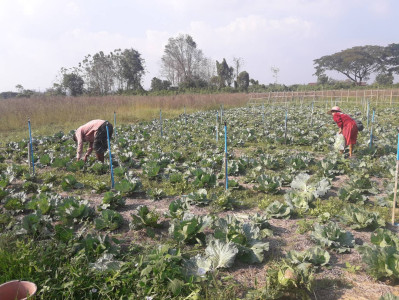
[0,0,397,92]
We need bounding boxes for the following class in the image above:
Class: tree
[15,84,24,93]
[380,43,399,74]
[62,73,84,96]
[161,34,208,86]
[317,74,329,85]
[233,57,244,82]
[375,72,394,85]
[237,71,249,91]
[78,48,146,95]
[271,66,280,84]
[119,48,145,90]
[249,78,259,85]
[151,77,171,91]
[314,45,385,85]
[80,51,115,94]
[216,59,234,88]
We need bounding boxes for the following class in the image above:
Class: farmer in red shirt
[328,106,358,158]
[73,120,113,162]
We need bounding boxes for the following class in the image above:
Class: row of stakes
[27,102,377,184]
[26,108,230,192]
[25,104,395,222]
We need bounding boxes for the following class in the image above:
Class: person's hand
[338,129,342,134]
[84,155,88,163]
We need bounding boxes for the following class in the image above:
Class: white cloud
[0,0,397,91]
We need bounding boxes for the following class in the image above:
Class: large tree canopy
[380,43,399,74]
[216,58,234,88]
[118,48,145,91]
[79,48,145,95]
[161,34,212,87]
[62,73,84,96]
[314,44,399,85]
[237,71,249,91]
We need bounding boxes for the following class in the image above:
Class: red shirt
[332,112,356,129]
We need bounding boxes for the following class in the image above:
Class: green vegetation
[2,102,399,298]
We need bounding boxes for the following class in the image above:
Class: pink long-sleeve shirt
[75,120,105,159]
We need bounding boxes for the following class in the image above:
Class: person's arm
[84,142,94,162]
[333,114,343,133]
[76,130,84,160]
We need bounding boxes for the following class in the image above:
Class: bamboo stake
[355,90,358,105]
[391,90,393,106]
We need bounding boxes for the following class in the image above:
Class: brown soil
[3,159,399,299]
[83,192,399,299]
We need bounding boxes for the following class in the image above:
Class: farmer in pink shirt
[73,120,113,162]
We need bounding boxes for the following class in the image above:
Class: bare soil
[5,160,399,299]
[81,191,399,300]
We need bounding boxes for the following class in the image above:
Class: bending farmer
[73,120,113,162]
[327,106,358,158]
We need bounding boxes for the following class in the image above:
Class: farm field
[2,99,399,299]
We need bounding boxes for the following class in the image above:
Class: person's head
[327,106,341,115]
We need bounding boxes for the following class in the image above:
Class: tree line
[2,36,399,98]
[48,34,250,97]
[314,44,399,86]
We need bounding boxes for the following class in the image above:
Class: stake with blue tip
[28,119,35,175]
[216,111,219,142]
[310,101,314,127]
[369,108,375,148]
[284,110,288,144]
[160,109,163,137]
[262,102,265,128]
[392,134,399,225]
[106,122,114,189]
[114,111,117,137]
[224,121,228,190]
[366,101,370,131]
[184,106,187,125]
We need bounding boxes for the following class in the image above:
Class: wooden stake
[390,90,393,106]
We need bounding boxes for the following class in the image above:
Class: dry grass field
[0,93,248,142]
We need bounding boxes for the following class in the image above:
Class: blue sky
[0,0,397,92]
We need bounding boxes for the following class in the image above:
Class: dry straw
[0,93,247,141]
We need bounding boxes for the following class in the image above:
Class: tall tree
[314,45,385,85]
[237,71,249,91]
[78,48,145,95]
[375,72,394,85]
[233,57,244,82]
[271,66,280,84]
[151,77,171,91]
[119,48,145,90]
[380,43,399,74]
[80,51,115,94]
[62,73,84,96]
[161,34,207,86]
[216,59,234,88]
